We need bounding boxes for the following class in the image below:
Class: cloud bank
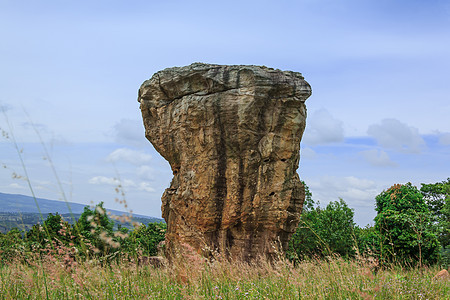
[359,149,397,167]
[367,118,425,153]
[106,148,152,165]
[302,109,344,145]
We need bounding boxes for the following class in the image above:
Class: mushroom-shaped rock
[138,63,311,261]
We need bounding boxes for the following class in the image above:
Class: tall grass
[0,253,448,299]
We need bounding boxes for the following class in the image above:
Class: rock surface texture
[138,63,311,260]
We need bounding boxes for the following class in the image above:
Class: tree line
[0,179,448,268]
[0,203,166,264]
[288,179,449,268]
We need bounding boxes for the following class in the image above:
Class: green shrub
[127,222,166,256]
[0,228,26,263]
[75,202,116,255]
[25,213,73,250]
[289,198,357,260]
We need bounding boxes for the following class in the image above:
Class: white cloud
[33,180,54,191]
[300,147,317,159]
[308,175,378,208]
[8,183,25,189]
[306,175,380,225]
[89,176,117,185]
[439,132,450,145]
[88,176,135,188]
[89,175,156,193]
[138,182,156,193]
[302,109,344,145]
[367,119,425,153]
[113,119,147,147]
[106,148,152,165]
[359,149,397,167]
[137,165,155,181]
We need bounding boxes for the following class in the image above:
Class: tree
[441,198,450,268]
[76,202,115,255]
[319,199,356,257]
[288,206,321,260]
[25,223,46,249]
[289,196,357,260]
[301,180,314,212]
[421,179,450,246]
[25,213,73,250]
[127,222,166,256]
[0,228,26,263]
[374,183,440,267]
[421,178,450,268]
[354,225,380,257]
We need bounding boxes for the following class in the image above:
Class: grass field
[0,253,448,300]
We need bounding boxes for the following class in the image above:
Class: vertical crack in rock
[214,94,227,251]
[138,63,311,261]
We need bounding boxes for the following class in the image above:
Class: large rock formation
[138,63,311,261]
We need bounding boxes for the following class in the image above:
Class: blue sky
[1,0,449,226]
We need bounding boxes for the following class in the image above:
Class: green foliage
[25,223,46,248]
[421,178,450,268]
[319,199,356,257]
[75,202,116,255]
[0,228,26,263]
[127,222,166,256]
[301,180,314,212]
[25,213,73,249]
[0,201,169,264]
[354,225,380,256]
[77,202,114,235]
[289,197,357,260]
[374,183,440,266]
[421,178,450,220]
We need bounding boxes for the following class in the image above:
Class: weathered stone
[138,63,311,261]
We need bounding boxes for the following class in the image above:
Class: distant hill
[0,192,90,214]
[0,192,164,233]
[0,192,161,218]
